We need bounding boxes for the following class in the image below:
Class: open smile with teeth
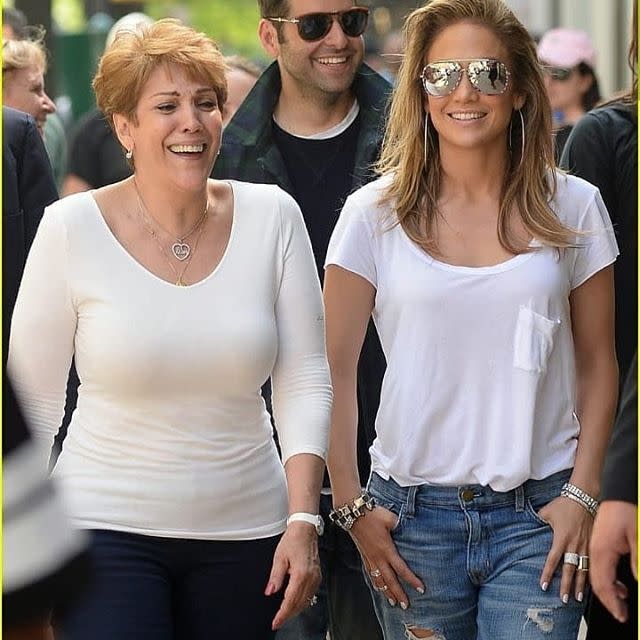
[169,143,206,153]
[448,112,486,121]
[317,56,348,65]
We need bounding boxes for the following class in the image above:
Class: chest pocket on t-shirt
[513,306,561,373]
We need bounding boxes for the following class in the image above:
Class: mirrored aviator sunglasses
[420,59,510,97]
[267,7,369,42]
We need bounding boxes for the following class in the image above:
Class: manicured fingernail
[417,586,425,594]
[577,592,584,602]
[562,593,569,604]
[387,598,396,607]
[400,601,408,610]
[541,582,549,592]
[265,583,275,595]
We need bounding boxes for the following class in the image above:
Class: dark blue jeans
[276,493,383,640]
[56,529,283,640]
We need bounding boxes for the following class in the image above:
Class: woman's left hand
[538,496,594,603]
[265,523,322,630]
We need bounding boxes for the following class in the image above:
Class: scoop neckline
[88,182,236,290]
[399,228,538,276]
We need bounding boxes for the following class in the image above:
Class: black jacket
[3,107,58,362]
[560,103,637,383]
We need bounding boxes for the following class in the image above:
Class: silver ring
[379,584,389,592]
[370,569,382,578]
[563,552,579,567]
[578,556,589,572]
[307,595,318,607]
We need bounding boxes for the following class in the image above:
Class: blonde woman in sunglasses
[323,0,619,638]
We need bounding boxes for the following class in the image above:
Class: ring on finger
[370,568,382,578]
[374,584,389,592]
[577,555,589,572]
[307,595,318,607]
[563,552,579,567]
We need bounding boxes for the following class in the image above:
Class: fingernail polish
[387,598,396,607]
[400,601,408,610]
[541,582,549,592]
[417,586,425,594]
[562,593,569,604]
[577,592,584,602]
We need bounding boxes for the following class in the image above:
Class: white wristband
[287,512,324,535]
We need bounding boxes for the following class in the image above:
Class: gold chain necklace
[134,178,208,262]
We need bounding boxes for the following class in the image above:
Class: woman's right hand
[350,505,425,609]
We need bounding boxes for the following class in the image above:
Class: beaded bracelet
[560,482,599,517]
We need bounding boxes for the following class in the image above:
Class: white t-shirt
[325,172,618,492]
[9,181,332,540]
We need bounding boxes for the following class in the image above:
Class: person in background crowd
[2,106,58,366]
[2,24,67,187]
[61,12,154,196]
[222,54,261,125]
[3,34,57,138]
[9,19,331,639]
[560,6,638,638]
[537,28,601,162]
[324,0,618,638]
[4,374,90,640]
[215,1,390,639]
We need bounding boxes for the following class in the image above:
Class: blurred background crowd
[2,0,635,193]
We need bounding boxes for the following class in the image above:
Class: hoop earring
[424,112,430,167]
[125,148,133,160]
[509,109,525,170]
[518,109,525,170]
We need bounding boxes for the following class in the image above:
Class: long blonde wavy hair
[377,0,574,254]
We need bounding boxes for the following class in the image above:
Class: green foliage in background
[146,0,267,62]
[52,0,86,32]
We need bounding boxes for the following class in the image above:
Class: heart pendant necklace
[134,179,209,286]
[134,178,209,262]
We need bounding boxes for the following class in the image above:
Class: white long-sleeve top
[8,181,332,541]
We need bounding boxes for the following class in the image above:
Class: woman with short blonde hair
[3,33,56,135]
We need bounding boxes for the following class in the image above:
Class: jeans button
[461,489,475,501]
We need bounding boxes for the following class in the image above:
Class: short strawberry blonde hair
[93,18,227,129]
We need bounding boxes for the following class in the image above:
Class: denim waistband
[368,468,572,512]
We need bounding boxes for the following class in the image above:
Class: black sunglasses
[266,7,369,42]
[543,65,573,81]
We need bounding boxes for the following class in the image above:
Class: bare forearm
[326,370,362,504]
[571,355,618,497]
[284,453,325,514]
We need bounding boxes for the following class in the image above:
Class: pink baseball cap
[537,28,597,69]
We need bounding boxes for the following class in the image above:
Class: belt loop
[515,485,525,512]
[405,486,417,517]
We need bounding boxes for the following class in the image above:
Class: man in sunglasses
[213,2,390,639]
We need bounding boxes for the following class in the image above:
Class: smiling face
[3,64,56,135]
[113,62,222,193]
[260,0,364,102]
[424,21,523,157]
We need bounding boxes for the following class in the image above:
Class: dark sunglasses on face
[542,65,573,81]
[420,58,511,97]
[266,7,369,42]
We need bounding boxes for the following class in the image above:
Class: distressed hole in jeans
[404,624,446,640]
[524,608,554,634]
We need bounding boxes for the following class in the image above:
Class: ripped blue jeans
[367,469,585,640]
